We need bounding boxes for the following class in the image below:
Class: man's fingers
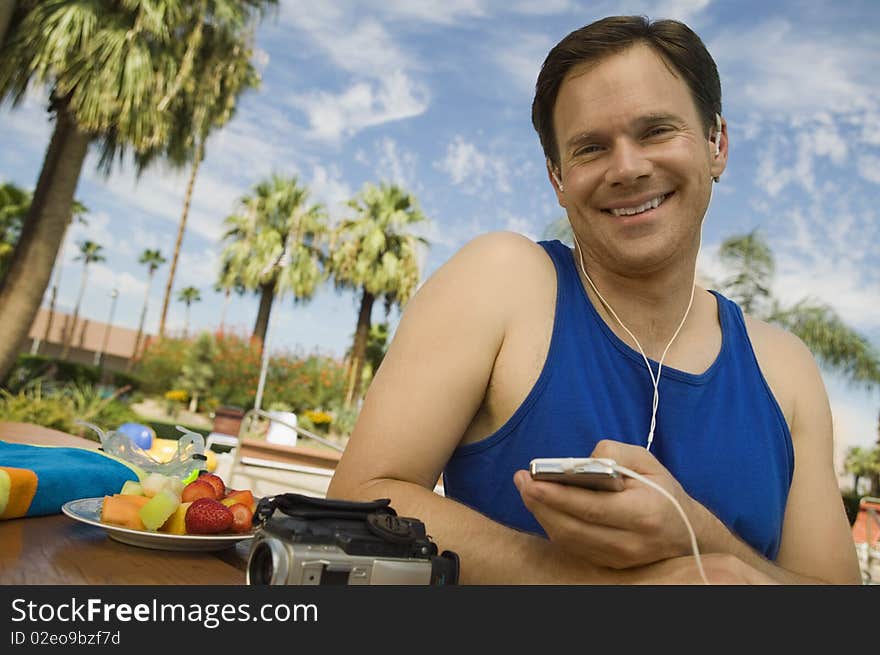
[591,439,662,474]
[514,470,628,528]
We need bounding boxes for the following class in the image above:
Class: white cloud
[89,264,147,298]
[437,135,512,195]
[66,211,124,259]
[308,164,353,220]
[645,0,711,22]
[291,72,428,143]
[278,4,430,142]
[504,0,576,16]
[493,32,554,96]
[379,0,486,24]
[858,155,880,185]
[712,20,878,120]
[502,213,540,241]
[371,137,419,191]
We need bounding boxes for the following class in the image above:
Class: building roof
[28,308,148,359]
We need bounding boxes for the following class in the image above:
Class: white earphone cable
[559,117,721,583]
[609,463,711,584]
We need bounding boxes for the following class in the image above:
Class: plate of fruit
[62,471,259,551]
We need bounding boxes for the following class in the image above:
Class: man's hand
[514,439,703,569]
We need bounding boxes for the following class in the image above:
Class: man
[327,16,861,584]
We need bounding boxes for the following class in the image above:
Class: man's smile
[602,192,673,217]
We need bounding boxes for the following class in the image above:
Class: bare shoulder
[441,231,553,282]
[417,231,554,315]
[743,313,825,430]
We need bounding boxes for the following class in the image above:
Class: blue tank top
[443,239,794,560]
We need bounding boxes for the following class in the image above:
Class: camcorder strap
[254,493,396,525]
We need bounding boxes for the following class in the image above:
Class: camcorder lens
[248,541,276,585]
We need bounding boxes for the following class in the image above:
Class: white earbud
[549,162,564,192]
[713,113,722,157]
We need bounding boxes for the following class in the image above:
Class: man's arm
[697,326,862,584]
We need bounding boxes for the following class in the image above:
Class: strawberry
[227,502,254,534]
[181,479,216,503]
[221,489,256,513]
[185,498,234,534]
[198,472,226,500]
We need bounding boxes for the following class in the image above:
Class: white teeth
[610,194,667,217]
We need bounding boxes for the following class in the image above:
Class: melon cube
[138,489,180,531]
[120,480,144,496]
[101,494,151,530]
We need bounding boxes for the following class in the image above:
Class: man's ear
[547,159,566,207]
[710,115,728,182]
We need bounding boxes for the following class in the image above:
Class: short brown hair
[531,16,722,167]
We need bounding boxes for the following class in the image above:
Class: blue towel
[0,441,140,518]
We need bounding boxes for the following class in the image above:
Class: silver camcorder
[246,493,459,585]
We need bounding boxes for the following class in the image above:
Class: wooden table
[0,422,250,585]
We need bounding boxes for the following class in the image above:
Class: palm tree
[0,181,32,280]
[60,240,104,359]
[217,175,328,348]
[716,231,880,388]
[1,182,88,355]
[330,182,429,406]
[176,286,202,339]
[0,1,14,48]
[128,249,167,370]
[155,4,273,339]
[844,446,879,495]
[0,0,276,382]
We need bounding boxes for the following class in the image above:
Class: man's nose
[604,140,652,186]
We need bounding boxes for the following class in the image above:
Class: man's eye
[645,126,673,138]
[574,144,602,156]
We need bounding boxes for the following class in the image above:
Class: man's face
[551,43,726,277]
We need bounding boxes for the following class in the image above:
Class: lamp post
[94,288,119,368]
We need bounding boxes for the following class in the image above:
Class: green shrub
[0,384,73,432]
[133,337,191,394]
[0,382,141,440]
[2,354,54,392]
[111,370,143,391]
[135,332,350,417]
[53,360,101,386]
[210,331,262,408]
[262,353,347,414]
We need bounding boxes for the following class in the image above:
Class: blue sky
[1,0,878,467]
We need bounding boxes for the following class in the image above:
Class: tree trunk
[218,287,231,334]
[60,263,88,359]
[159,139,204,338]
[0,1,14,49]
[252,282,275,350]
[0,107,90,381]
[345,289,374,408]
[128,271,154,370]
